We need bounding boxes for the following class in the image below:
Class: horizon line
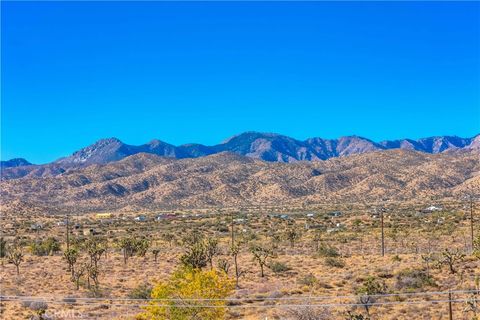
[2,131,478,164]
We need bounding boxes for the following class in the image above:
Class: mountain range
[1,148,478,214]
[2,132,479,173]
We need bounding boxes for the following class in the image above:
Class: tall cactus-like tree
[7,246,24,276]
[250,244,275,277]
[64,248,79,278]
[285,227,301,248]
[205,237,219,269]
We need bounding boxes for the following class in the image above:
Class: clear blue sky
[2,1,479,164]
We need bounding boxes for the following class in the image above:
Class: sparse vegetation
[269,261,291,274]
[394,268,436,291]
[128,282,153,300]
[324,256,345,268]
[0,203,477,319]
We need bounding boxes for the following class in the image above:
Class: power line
[0,297,475,309]
[1,289,478,302]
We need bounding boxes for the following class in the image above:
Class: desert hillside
[1,149,478,214]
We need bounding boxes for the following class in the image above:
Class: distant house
[267,213,290,220]
[328,211,343,217]
[306,213,315,218]
[420,206,443,213]
[156,214,175,221]
[134,215,147,222]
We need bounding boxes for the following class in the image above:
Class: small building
[419,206,443,214]
[134,215,147,222]
[156,214,175,221]
[306,213,315,218]
[328,211,342,217]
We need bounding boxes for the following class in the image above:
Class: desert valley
[0,132,479,319]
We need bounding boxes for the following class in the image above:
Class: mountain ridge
[0,158,33,168]
[3,132,479,172]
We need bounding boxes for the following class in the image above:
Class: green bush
[324,257,345,268]
[297,274,317,286]
[316,243,339,257]
[394,269,436,291]
[269,261,291,274]
[29,237,61,256]
[391,255,402,262]
[128,282,153,299]
[0,237,6,258]
[30,242,49,256]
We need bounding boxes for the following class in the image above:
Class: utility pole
[230,211,235,248]
[448,290,453,320]
[381,208,385,257]
[66,214,70,251]
[468,195,475,254]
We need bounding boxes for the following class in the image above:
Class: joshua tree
[87,263,101,292]
[85,237,106,269]
[64,248,79,278]
[231,242,244,287]
[421,253,434,277]
[441,248,465,274]
[250,244,275,277]
[161,233,175,247]
[44,237,61,256]
[285,227,301,249]
[355,276,387,317]
[217,258,230,274]
[205,237,219,269]
[152,248,160,262]
[180,241,208,269]
[118,237,137,265]
[182,229,203,247]
[135,238,150,258]
[72,263,86,290]
[268,230,282,251]
[7,246,24,276]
